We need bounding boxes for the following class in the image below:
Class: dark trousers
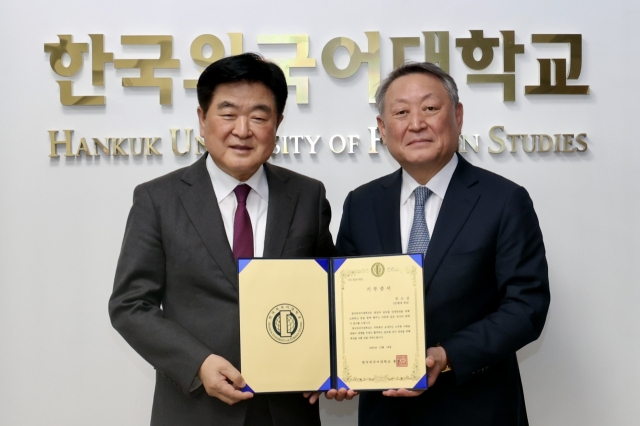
[244,394,274,426]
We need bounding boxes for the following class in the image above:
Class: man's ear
[197,106,207,136]
[376,115,386,144]
[455,103,464,130]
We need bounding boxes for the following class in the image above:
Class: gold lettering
[321,32,380,103]
[289,135,302,154]
[44,35,87,77]
[49,130,74,158]
[525,34,589,95]
[272,138,281,156]
[88,34,114,86]
[195,136,206,155]
[423,32,449,73]
[57,81,105,106]
[131,138,143,156]
[114,36,180,105]
[467,74,516,102]
[330,135,347,153]
[575,133,588,152]
[522,135,535,153]
[171,128,191,155]
[554,134,562,152]
[183,35,225,89]
[562,134,576,153]
[459,134,479,153]
[305,135,320,155]
[75,137,93,157]
[258,35,316,104]
[537,134,553,152]
[456,30,499,70]
[145,137,162,156]
[114,138,128,156]
[92,138,111,156]
[501,31,525,73]
[191,34,225,67]
[228,33,243,55]
[368,127,380,154]
[506,134,518,153]
[347,135,359,154]
[390,37,420,69]
[488,126,506,154]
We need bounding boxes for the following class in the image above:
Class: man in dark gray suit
[109,53,334,426]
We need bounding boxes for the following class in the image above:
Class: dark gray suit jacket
[109,155,335,426]
[337,154,550,426]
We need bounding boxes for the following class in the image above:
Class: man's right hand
[198,354,254,405]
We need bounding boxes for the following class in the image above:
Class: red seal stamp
[396,355,408,367]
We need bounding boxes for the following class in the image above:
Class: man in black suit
[109,53,334,426]
[334,62,550,425]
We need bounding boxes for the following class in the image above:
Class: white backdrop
[1,0,639,424]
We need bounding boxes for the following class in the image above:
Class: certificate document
[238,254,426,393]
[333,255,426,390]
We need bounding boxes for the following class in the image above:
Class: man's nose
[408,112,427,131]
[232,116,252,138]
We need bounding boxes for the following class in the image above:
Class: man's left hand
[382,346,448,397]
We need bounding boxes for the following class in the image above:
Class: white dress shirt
[206,155,269,257]
[400,154,458,253]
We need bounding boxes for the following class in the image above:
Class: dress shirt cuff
[190,375,203,392]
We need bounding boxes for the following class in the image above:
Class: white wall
[1,0,639,424]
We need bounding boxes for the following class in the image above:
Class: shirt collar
[205,154,269,203]
[401,153,458,204]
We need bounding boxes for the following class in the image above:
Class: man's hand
[382,346,448,397]
[198,354,254,405]
[302,388,359,404]
[325,388,359,402]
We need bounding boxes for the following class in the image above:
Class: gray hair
[375,62,459,115]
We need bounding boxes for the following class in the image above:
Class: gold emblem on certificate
[371,262,385,277]
[266,304,305,344]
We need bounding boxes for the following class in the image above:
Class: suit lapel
[423,155,480,291]
[178,155,237,288]
[375,169,403,254]
[263,163,298,258]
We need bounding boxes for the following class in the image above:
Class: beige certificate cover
[239,258,331,393]
[333,255,427,390]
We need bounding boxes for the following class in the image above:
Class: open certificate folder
[238,254,427,393]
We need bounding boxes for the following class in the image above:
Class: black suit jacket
[109,155,335,426]
[336,154,550,426]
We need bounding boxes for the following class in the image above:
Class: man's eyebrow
[252,104,273,114]
[215,101,273,113]
[216,100,238,109]
[391,93,436,104]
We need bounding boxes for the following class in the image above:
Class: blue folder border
[333,258,347,272]
[414,374,427,390]
[315,258,330,272]
[336,377,350,390]
[318,377,332,391]
[238,258,252,274]
[409,253,423,267]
